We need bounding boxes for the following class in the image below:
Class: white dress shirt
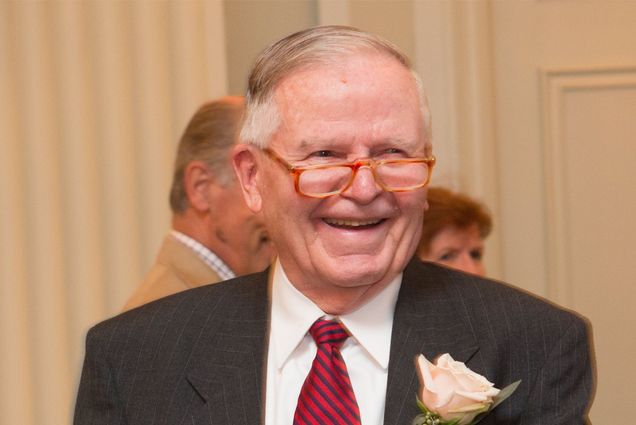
[265,260,402,425]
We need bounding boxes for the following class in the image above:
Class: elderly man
[123,96,273,311]
[75,27,593,425]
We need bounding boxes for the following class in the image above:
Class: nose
[340,166,382,204]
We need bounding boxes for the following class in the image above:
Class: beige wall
[225,0,316,94]
[2,1,634,424]
[0,2,227,424]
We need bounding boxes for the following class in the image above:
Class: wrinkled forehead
[270,55,427,148]
[266,49,419,109]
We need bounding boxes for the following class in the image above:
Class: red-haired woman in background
[417,187,492,276]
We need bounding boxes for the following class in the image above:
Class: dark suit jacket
[74,259,594,424]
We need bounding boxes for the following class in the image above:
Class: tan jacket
[122,235,222,311]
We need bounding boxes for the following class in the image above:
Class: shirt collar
[270,259,401,371]
[170,230,236,280]
[339,272,401,369]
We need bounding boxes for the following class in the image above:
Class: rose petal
[447,402,489,414]
[416,355,442,407]
[431,372,460,407]
[458,388,498,401]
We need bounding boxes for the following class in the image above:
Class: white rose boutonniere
[413,353,520,425]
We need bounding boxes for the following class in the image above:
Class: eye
[377,147,407,159]
[470,249,483,261]
[437,251,457,262]
[304,150,343,164]
[311,150,336,158]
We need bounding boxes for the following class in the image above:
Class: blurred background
[1,1,635,423]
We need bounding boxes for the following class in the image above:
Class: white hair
[240,25,432,152]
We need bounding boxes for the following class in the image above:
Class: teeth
[324,218,381,227]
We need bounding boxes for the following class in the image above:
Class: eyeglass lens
[298,162,429,196]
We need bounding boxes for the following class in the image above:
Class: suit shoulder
[87,271,269,347]
[463,272,586,326]
[407,259,589,332]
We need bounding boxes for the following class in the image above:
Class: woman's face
[419,223,486,276]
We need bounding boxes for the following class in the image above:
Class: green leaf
[470,380,522,425]
[411,413,427,425]
[413,413,462,425]
[416,397,429,414]
[470,411,489,425]
[447,403,489,414]
[491,380,522,409]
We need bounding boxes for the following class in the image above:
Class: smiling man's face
[239,52,429,312]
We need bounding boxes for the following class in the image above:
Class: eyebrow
[296,137,419,150]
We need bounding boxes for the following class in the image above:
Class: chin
[323,255,394,287]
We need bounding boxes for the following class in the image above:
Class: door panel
[492,3,636,422]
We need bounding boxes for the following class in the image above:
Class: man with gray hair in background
[75,26,593,425]
[123,96,273,311]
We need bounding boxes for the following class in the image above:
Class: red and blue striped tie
[293,319,362,425]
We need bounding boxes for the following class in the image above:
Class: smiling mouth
[323,218,385,229]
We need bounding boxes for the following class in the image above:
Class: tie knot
[309,319,349,346]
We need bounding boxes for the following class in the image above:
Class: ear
[232,144,263,213]
[183,160,215,212]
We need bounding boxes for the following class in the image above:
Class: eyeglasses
[263,148,435,198]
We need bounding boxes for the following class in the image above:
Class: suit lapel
[384,260,480,425]
[184,272,271,425]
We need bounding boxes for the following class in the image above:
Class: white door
[490,2,636,422]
